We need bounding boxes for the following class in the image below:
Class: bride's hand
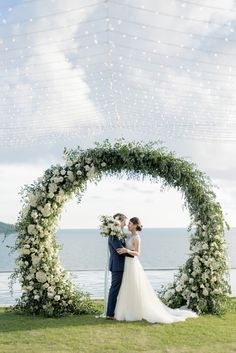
[116,247,128,254]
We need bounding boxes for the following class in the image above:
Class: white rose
[28,224,37,235]
[29,194,38,207]
[67,170,74,182]
[41,203,52,217]
[54,295,60,301]
[21,248,30,255]
[36,271,47,283]
[87,166,96,178]
[66,160,73,167]
[56,195,63,203]
[84,165,90,171]
[31,254,41,266]
[176,285,182,292]
[27,286,34,291]
[49,183,58,193]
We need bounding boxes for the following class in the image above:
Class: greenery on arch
[12,139,230,317]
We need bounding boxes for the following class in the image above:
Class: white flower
[202,243,208,250]
[54,295,60,301]
[66,160,73,167]
[87,165,96,179]
[28,224,37,236]
[21,248,30,255]
[56,195,63,203]
[34,295,40,300]
[77,170,83,176]
[49,183,58,192]
[67,170,74,182]
[29,194,38,207]
[41,203,52,217]
[31,254,41,266]
[101,162,106,167]
[181,273,189,282]
[27,286,34,291]
[36,271,47,283]
[84,164,91,171]
[203,288,208,296]
[176,285,182,292]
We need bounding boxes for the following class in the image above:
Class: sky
[0,0,236,228]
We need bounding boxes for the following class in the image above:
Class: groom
[106,213,133,320]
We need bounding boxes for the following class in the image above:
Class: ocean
[0,228,235,305]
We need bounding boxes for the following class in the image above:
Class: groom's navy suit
[106,235,133,317]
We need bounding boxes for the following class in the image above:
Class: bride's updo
[130,217,143,232]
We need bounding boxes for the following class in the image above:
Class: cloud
[0,0,107,147]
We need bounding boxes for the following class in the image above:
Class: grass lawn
[0,299,236,353]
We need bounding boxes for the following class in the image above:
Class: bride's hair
[130,217,143,232]
[113,213,127,222]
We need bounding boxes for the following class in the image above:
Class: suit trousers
[106,271,124,317]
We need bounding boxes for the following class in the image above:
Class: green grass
[0,299,236,353]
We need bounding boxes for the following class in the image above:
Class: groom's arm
[109,236,134,258]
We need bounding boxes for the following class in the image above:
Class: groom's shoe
[106,316,115,320]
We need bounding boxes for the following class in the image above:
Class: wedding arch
[12,139,230,317]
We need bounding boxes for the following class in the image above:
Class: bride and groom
[106,213,198,323]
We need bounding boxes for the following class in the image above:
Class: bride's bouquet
[99,215,125,240]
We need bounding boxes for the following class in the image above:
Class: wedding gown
[114,233,198,323]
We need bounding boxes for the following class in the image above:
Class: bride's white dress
[114,234,198,323]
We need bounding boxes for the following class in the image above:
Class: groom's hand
[116,247,128,254]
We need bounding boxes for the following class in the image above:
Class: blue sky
[0,0,236,228]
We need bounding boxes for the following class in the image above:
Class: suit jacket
[108,235,133,272]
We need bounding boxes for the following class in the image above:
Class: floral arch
[12,139,230,317]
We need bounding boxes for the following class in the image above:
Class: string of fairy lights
[0,0,236,145]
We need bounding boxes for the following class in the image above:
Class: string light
[1,0,236,146]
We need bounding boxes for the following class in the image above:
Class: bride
[114,217,198,323]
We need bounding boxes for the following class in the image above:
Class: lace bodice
[125,233,140,250]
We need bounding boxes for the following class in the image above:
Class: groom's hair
[113,213,127,221]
